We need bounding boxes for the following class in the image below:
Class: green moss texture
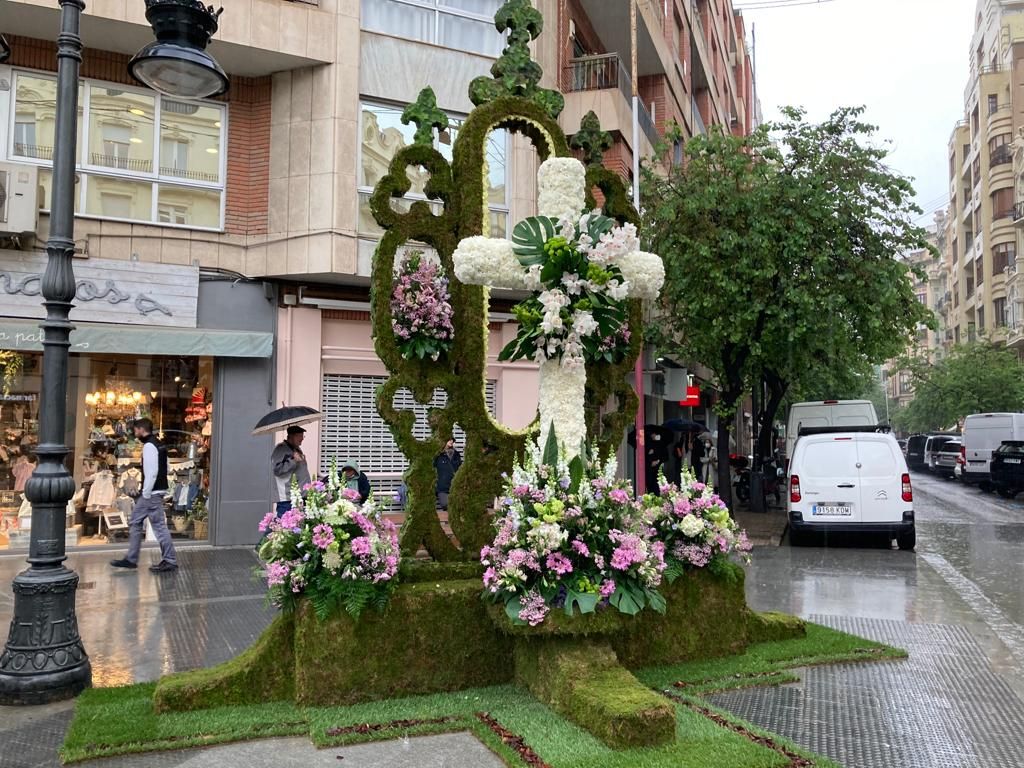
[151,568,803,717]
[513,637,676,749]
[293,579,512,706]
[153,613,295,713]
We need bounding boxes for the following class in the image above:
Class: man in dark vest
[111,418,178,572]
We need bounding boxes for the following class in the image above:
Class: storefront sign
[680,386,701,408]
[0,250,198,328]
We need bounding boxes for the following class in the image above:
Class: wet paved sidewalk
[3,471,1024,768]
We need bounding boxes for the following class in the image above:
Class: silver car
[935,439,962,479]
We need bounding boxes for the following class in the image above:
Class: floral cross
[453,157,664,459]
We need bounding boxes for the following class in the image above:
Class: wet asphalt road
[1,475,1024,766]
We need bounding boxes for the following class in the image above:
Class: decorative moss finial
[402,87,450,146]
[469,0,565,119]
[570,111,613,167]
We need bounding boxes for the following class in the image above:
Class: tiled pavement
[2,532,1024,767]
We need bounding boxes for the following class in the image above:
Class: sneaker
[149,561,178,572]
[110,559,137,569]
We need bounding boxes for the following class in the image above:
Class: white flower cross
[452,157,665,459]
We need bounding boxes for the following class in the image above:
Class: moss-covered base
[152,566,804,733]
[513,637,675,749]
[294,579,513,706]
[154,612,295,713]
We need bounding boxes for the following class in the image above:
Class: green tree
[643,107,933,502]
[894,343,1024,433]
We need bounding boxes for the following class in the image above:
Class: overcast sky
[739,0,975,227]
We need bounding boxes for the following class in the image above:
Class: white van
[962,413,1024,485]
[787,428,914,550]
[785,400,879,463]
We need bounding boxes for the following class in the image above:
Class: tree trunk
[716,417,733,508]
[757,373,788,465]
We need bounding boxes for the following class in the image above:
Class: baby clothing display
[86,470,116,511]
[11,457,36,492]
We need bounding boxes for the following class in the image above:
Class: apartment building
[0,0,755,550]
[885,221,946,409]
[945,0,1024,353]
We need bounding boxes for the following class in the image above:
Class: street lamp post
[0,0,226,705]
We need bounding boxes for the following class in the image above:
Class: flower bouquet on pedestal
[481,430,667,633]
[258,461,400,620]
[641,470,753,583]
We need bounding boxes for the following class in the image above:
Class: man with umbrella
[271,425,311,516]
[254,405,321,517]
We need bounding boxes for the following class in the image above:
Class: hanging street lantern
[129,0,228,99]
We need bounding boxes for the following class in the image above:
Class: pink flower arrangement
[257,460,400,620]
[391,250,455,361]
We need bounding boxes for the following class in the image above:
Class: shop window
[0,353,215,550]
[10,70,226,230]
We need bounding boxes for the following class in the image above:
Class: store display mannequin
[11,455,35,492]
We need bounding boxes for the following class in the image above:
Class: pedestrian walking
[433,437,462,510]
[690,435,706,484]
[271,425,311,516]
[110,419,177,573]
[339,459,372,503]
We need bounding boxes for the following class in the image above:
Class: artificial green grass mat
[61,622,902,766]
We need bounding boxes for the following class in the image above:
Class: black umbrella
[663,418,706,432]
[627,424,675,449]
[252,405,322,436]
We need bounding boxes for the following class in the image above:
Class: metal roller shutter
[319,375,496,509]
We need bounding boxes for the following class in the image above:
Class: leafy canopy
[894,343,1024,433]
[642,106,935,420]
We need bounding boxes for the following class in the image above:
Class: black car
[906,434,928,471]
[990,441,1024,499]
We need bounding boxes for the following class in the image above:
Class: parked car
[990,441,1024,498]
[905,434,928,472]
[934,439,962,479]
[963,413,1024,486]
[787,426,915,550]
[924,434,959,473]
[785,400,879,466]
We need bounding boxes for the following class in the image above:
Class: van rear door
[966,415,1012,474]
[856,437,905,524]
[797,437,861,523]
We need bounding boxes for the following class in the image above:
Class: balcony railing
[90,153,152,173]
[160,166,219,183]
[990,145,1013,167]
[564,53,631,103]
[988,103,1011,118]
[14,144,53,161]
[1014,201,1024,221]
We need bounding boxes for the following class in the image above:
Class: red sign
[680,386,700,408]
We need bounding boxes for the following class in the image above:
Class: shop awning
[0,319,273,358]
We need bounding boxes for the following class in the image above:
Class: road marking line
[920,551,1024,667]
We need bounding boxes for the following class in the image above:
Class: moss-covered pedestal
[490,607,675,749]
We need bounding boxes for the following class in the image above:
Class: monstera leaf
[512,215,559,266]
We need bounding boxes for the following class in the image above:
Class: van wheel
[788,527,807,547]
[896,528,916,551]
[998,487,1018,499]
[979,481,994,494]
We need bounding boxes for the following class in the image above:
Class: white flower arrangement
[616,251,665,299]
[453,236,528,289]
[537,157,587,219]
[538,358,586,459]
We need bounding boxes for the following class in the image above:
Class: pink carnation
[571,539,590,557]
[599,579,616,598]
[312,523,335,550]
[266,561,289,587]
[258,512,277,533]
[546,552,573,575]
[350,536,372,556]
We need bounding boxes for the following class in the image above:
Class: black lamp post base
[0,566,91,705]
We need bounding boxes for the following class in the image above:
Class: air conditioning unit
[0,163,39,236]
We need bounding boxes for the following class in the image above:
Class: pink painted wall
[276,309,541,463]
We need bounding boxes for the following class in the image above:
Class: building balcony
[561,53,658,157]
[992,213,1016,244]
[1006,323,1024,351]
[989,144,1014,185]
[987,104,1012,135]
[0,0,334,76]
[1014,200,1024,226]
[574,0,673,82]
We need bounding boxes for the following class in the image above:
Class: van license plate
[1005,459,1021,464]
[812,503,853,517]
